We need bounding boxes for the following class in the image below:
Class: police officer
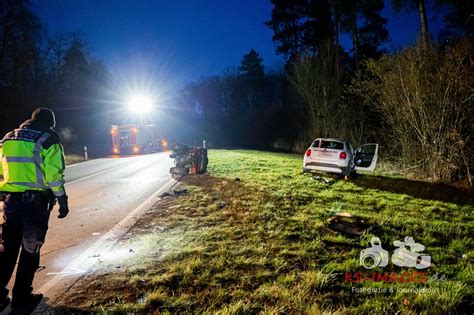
[0,108,69,310]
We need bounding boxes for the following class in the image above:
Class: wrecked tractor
[169,143,208,175]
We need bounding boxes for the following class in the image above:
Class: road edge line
[66,158,101,168]
[38,177,179,300]
[65,163,129,185]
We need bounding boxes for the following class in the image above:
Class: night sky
[33,0,445,89]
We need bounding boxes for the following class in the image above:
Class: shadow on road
[1,297,44,315]
[353,175,474,206]
[38,305,91,314]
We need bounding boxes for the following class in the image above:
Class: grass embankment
[65,154,87,166]
[59,150,473,314]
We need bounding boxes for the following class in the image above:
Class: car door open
[354,143,378,172]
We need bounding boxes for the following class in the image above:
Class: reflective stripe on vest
[7,182,48,189]
[49,180,65,187]
[33,132,50,187]
[5,156,35,163]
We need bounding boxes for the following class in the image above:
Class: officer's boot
[0,286,11,311]
[0,218,22,311]
[0,255,13,311]
[11,249,43,309]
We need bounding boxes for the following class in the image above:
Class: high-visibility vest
[0,127,66,197]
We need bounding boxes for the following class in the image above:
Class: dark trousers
[0,192,51,299]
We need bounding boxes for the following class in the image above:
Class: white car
[303,138,378,176]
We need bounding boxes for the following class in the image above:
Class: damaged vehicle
[303,138,378,176]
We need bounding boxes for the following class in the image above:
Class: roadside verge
[34,177,180,312]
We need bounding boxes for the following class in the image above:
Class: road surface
[0,152,174,310]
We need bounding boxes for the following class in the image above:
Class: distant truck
[110,124,168,155]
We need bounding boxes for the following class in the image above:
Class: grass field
[60,150,473,314]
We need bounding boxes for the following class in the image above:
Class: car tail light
[339,152,347,159]
[305,149,311,157]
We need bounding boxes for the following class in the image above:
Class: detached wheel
[201,157,208,173]
[196,148,208,174]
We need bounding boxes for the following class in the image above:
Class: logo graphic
[360,237,389,269]
[392,237,431,269]
[360,236,431,269]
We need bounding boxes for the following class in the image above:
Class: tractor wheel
[201,157,208,173]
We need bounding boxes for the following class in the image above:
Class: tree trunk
[334,0,340,46]
[417,0,429,51]
[351,0,360,71]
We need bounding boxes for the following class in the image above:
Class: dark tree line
[0,0,112,154]
[175,49,287,148]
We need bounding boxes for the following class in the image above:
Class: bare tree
[289,40,350,144]
[364,39,473,181]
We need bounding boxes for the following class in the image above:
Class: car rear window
[320,140,343,150]
[311,140,320,148]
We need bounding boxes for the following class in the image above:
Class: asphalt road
[0,152,173,310]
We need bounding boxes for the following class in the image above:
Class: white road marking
[65,163,127,185]
[65,154,165,185]
[38,177,178,297]
[76,207,91,213]
[46,267,86,276]
[65,159,102,168]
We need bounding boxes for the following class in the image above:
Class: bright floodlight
[127,94,153,113]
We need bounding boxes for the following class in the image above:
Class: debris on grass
[159,192,172,198]
[326,202,366,237]
[173,189,188,196]
[327,214,366,237]
[159,189,188,198]
[312,175,334,185]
